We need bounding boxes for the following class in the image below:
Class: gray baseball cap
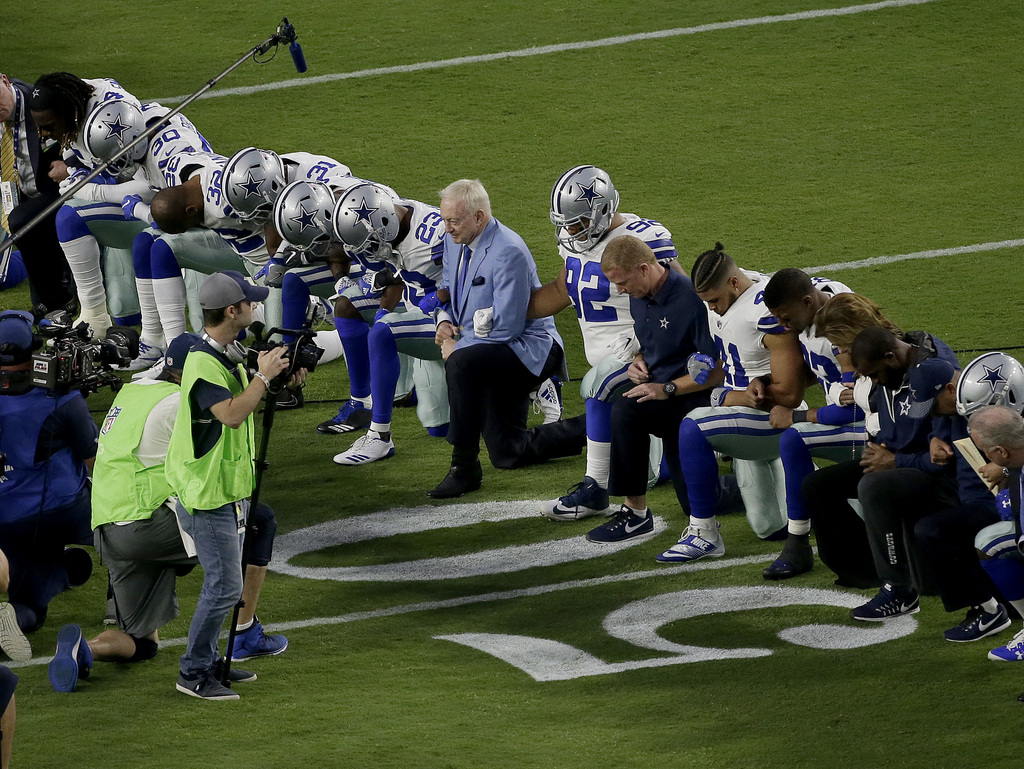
[199,270,270,310]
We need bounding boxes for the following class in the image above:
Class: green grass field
[3,1,1024,767]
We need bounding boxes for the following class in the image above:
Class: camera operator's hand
[287,367,308,390]
[258,346,291,381]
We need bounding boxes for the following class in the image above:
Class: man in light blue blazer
[430,179,585,498]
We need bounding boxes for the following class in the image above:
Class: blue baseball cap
[0,310,36,365]
[164,332,201,371]
[909,358,957,403]
[199,270,270,310]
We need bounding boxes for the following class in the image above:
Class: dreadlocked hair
[691,242,736,293]
[33,72,94,147]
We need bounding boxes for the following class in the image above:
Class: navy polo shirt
[630,268,717,383]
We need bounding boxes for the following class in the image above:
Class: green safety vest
[166,350,255,514]
[91,380,180,528]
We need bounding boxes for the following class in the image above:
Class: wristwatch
[663,381,677,397]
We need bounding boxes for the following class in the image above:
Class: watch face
[664,382,676,396]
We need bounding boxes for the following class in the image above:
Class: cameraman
[166,271,303,701]
[0,310,95,642]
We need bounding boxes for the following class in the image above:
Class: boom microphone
[279,17,308,73]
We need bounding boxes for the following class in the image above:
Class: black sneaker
[944,605,1011,643]
[850,582,920,622]
[176,672,240,701]
[762,532,814,580]
[212,657,258,683]
[586,505,654,543]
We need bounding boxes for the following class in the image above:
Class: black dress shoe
[762,532,814,580]
[428,463,482,498]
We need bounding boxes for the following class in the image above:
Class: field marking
[153,0,941,104]
[9,551,777,669]
[801,238,1024,273]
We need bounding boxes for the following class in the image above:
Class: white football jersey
[389,200,446,304]
[559,213,678,367]
[136,104,212,187]
[161,151,266,260]
[707,271,786,390]
[281,152,352,189]
[802,277,853,404]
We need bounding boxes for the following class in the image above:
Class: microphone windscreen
[289,41,307,73]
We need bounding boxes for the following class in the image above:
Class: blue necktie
[456,245,471,311]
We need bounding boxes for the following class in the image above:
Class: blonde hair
[601,235,656,274]
[813,293,902,348]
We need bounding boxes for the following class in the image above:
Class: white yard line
[800,238,1024,273]
[152,0,941,104]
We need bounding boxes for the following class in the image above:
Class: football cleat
[988,627,1024,661]
[541,476,612,520]
[317,399,372,435]
[944,605,1011,643]
[125,339,165,372]
[850,583,920,622]
[530,377,562,425]
[657,521,725,563]
[762,532,814,580]
[333,432,395,466]
[586,506,653,543]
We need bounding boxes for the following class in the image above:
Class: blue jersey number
[565,257,617,323]
[715,335,749,388]
[307,162,337,183]
[415,212,443,244]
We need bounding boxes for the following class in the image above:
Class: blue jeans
[177,502,243,677]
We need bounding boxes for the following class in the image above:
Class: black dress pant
[608,390,710,511]
[8,191,75,313]
[445,341,585,469]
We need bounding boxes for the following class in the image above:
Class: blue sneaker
[541,476,612,521]
[850,582,920,622]
[49,624,92,693]
[989,627,1024,661]
[586,505,653,543]
[944,605,1011,643]
[230,621,288,661]
[317,399,372,435]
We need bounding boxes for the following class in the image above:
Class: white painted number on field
[436,586,916,681]
[269,500,667,581]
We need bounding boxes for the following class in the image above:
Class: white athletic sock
[788,519,812,536]
[627,505,648,517]
[354,395,372,409]
[690,515,718,532]
[369,421,391,435]
[980,598,1000,614]
[314,329,345,364]
[61,234,106,310]
[585,439,611,487]
[235,618,254,632]
[134,276,164,348]
[152,275,189,341]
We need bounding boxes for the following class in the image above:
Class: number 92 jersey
[560,213,677,367]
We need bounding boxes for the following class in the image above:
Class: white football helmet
[272,181,335,254]
[333,183,401,264]
[223,147,287,223]
[549,165,620,254]
[82,100,147,176]
[956,352,1024,417]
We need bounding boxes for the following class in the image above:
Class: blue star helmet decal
[574,181,603,205]
[351,197,378,225]
[290,205,319,233]
[980,364,1007,392]
[235,170,265,200]
[104,114,131,142]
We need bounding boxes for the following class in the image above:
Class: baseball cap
[0,311,37,365]
[199,270,270,310]
[164,332,201,371]
[909,358,956,404]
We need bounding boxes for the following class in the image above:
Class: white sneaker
[0,602,31,662]
[131,357,166,381]
[530,377,562,425]
[333,432,395,466]
[656,521,725,563]
[126,339,166,371]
